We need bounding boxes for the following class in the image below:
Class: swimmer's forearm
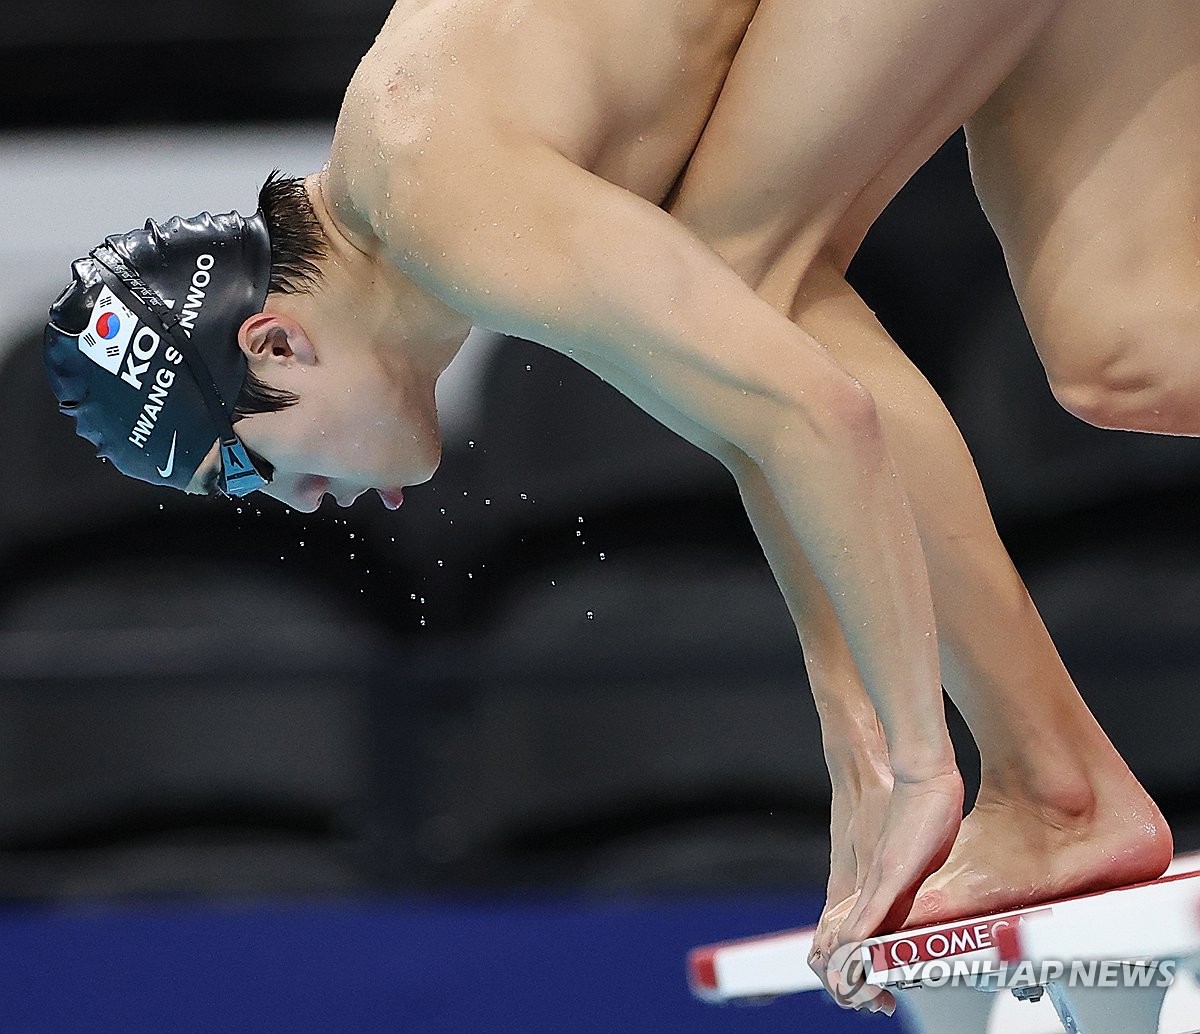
[740,414,952,782]
[729,455,890,775]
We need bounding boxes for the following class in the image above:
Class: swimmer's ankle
[976,752,1158,837]
[977,728,1139,824]
[974,696,1159,813]
[976,771,1098,828]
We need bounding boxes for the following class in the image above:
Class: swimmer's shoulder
[328,9,596,321]
[334,0,610,197]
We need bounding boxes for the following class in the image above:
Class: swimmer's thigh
[966,0,1200,431]
[670,0,1059,294]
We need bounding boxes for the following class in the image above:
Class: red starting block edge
[688,852,1200,1003]
[688,925,821,1002]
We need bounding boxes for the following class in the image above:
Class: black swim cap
[44,208,272,493]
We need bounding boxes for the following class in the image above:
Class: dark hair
[232,170,326,418]
[258,169,326,295]
[234,366,300,422]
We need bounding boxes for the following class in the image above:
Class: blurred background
[4,2,1200,1031]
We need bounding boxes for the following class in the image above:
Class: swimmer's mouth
[377,487,405,510]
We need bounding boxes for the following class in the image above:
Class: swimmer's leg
[736,264,1169,1015]
[705,259,1172,1006]
[784,264,1171,953]
[967,0,1200,434]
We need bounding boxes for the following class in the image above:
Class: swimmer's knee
[1029,274,1200,434]
[1045,328,1195,435]
[1053,378,1192,434]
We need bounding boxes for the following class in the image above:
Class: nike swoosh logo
[157,432,178,479]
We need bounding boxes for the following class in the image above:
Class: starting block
[687,853,1200,1033]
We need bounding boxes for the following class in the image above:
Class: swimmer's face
[184,290,448,512]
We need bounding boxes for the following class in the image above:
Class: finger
[838,859,921,948]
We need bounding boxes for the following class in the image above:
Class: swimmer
[43,0,1187,1013]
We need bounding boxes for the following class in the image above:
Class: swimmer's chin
[280,497,324,514]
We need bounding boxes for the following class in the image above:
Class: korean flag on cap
[78,286,138,377]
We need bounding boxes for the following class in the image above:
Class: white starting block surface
[688,853,1200,1033]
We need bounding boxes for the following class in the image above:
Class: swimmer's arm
[391,142,950,779]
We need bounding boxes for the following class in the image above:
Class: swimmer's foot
[901,766,1172,930]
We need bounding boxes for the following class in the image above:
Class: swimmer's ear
[237,311,318,367]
